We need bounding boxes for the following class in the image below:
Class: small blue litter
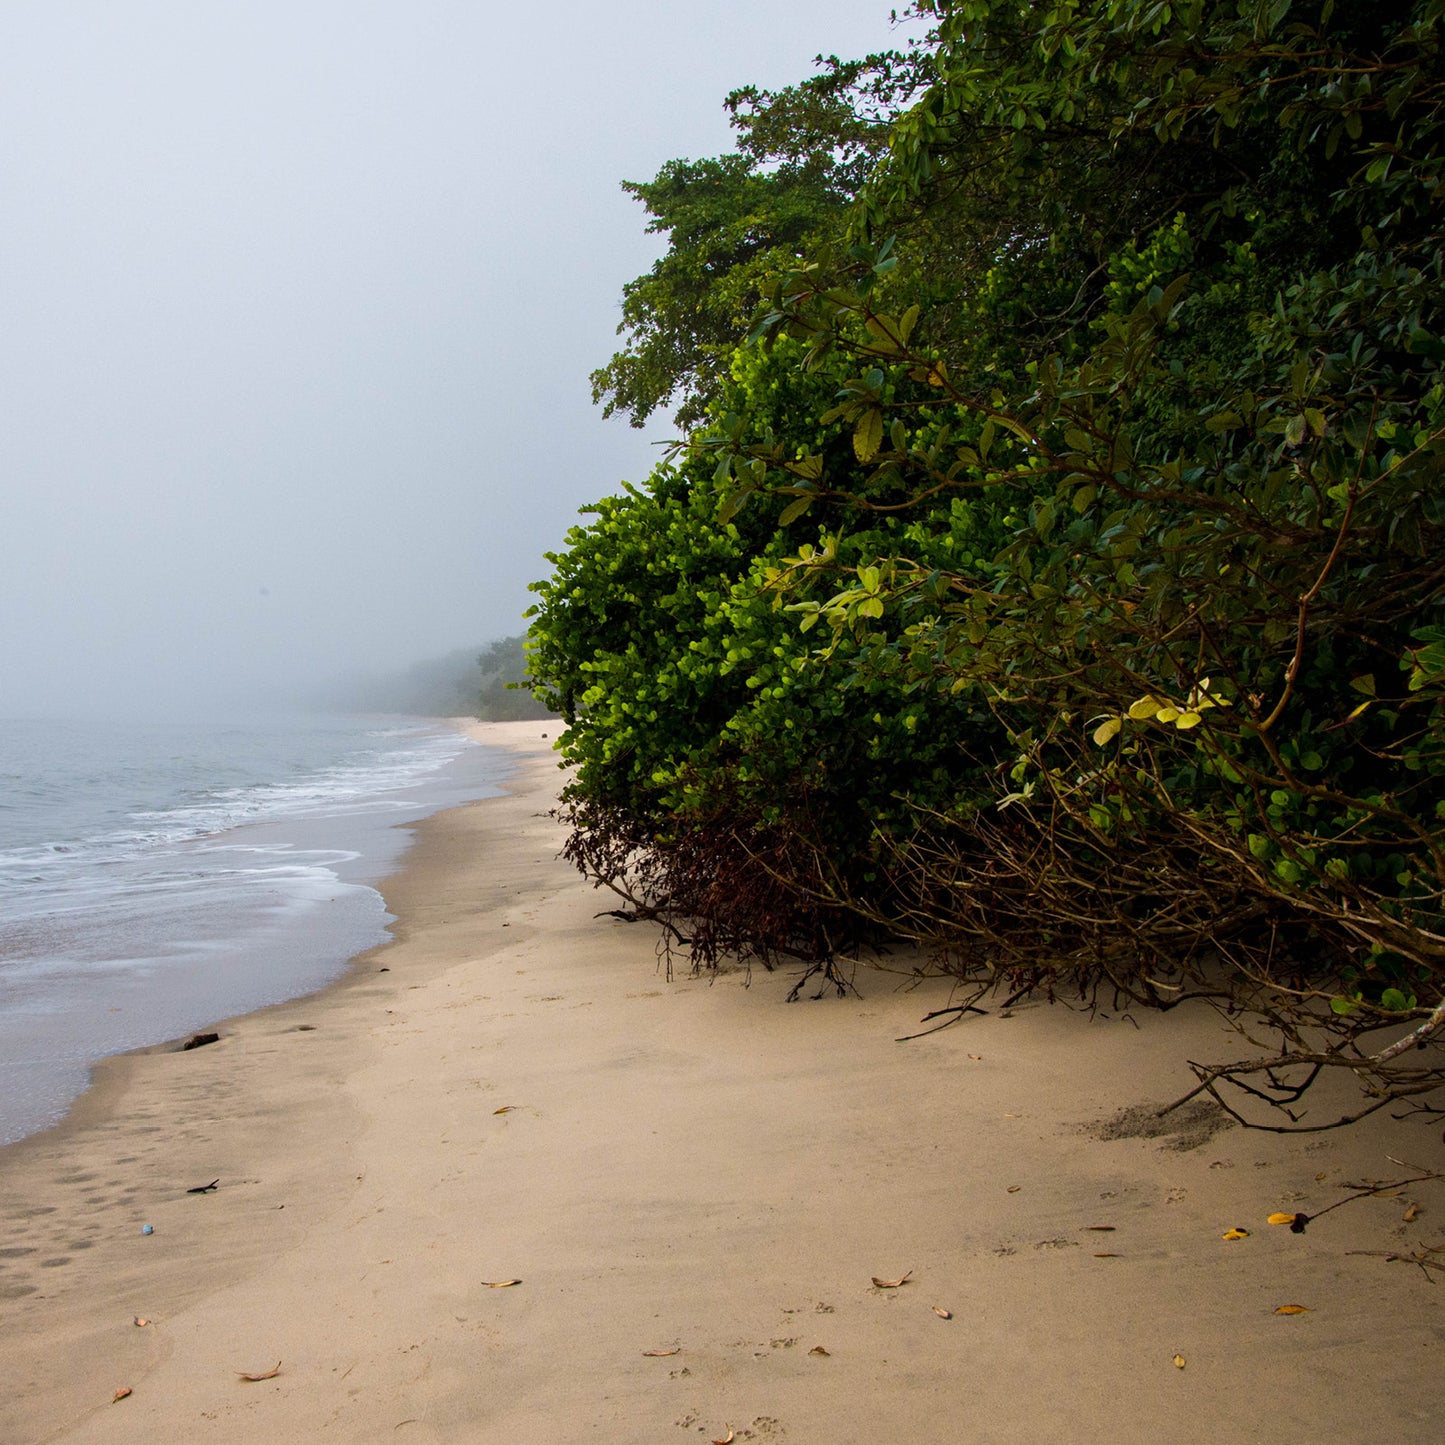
[141,1224,154,1235]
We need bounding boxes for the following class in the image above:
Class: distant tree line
[328,635,552,720]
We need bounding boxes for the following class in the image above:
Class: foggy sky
[0,1,914,718]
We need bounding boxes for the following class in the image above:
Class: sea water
[0,714,507,1145]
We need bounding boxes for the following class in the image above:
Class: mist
[0,0,914,719]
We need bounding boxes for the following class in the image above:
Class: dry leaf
[871,1271,913,1289]
[1273,1305,1310,1315]
[1094,1252,1122,1258]
[1404,1203,1421,1223]
[237,1362,282,1382]
[968,1054,983,1061]
[808,1346,830,1356]
[1222,1228,1250,1241]
[1003,1112,1022,1118]
[932,1306,953,1319]
[1267,1212,1298,1226]
[1172,1354,1186,1370]
[493,1106,517,1115]
[113,1387,133,1403]
[482,1279,522,1288]
[712,1431,735,1444]
[1084,1225,1116,1232]
[1315,1172,1328,1182]
[1006,1185,1021,1194]
[642,1348,680,1357]
[133,1316,150,1327]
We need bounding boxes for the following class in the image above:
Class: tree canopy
[531,0,1445,1120]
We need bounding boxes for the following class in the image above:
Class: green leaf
[778,495,813,526]
[854,408,885,463]
[718,486,755,525]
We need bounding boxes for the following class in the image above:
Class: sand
[1,719,1439,1443]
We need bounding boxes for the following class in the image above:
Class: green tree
[535,0,1445,1107]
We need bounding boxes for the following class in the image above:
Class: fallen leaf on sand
[133,1316,150,1328]
[1094,1252,1122,1258]
[968,1054,983,1061]
[493,1106,518,1115]
[712,1430,735,1444]
[871,1271,913,1289]
[237,1363,282,1382]
[1273,1305,1310,1315]
[808,1346,830,1356]
[1003,1112,1023,1118]
[1222,1228,1250,1241]
[1084,1226,1116,1232]
[1268,1212,1299,1226]
[642,1349,680,1357]
[113,1387,133,1402]
[1006,1185,1021,1194]
[482,1279,522,1288]
[1404,1203,1421,1223]
[1172,1355,1186,1370]
[933,1307,953,1319]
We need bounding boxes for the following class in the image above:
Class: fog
[0,1,913,719]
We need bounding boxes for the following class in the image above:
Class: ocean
[0,713,509,1146]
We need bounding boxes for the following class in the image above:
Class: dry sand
[1,719,1439,1443]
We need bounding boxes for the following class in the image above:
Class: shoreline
[0,714,512,1149]
[2,720,1438,1442]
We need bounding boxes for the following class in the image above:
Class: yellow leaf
[871,1270,913,1289]
[1404,1203,1421,1223]
[1267,1213,1298,1226]
[712,1431,736,1445]
[1128,695,1165,719]
[1092,716,1123,746]
[482,1279,522,1288]
[1155,706,1181,724]
[1221,1228,1250,1241]
[1172,1354,1186,1370]
[1174,710,1203,729]
[1273,1305,1310,1315]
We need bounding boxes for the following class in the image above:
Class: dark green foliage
[532,0,1445,1118]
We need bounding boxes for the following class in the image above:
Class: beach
[1,718,1438,1443]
